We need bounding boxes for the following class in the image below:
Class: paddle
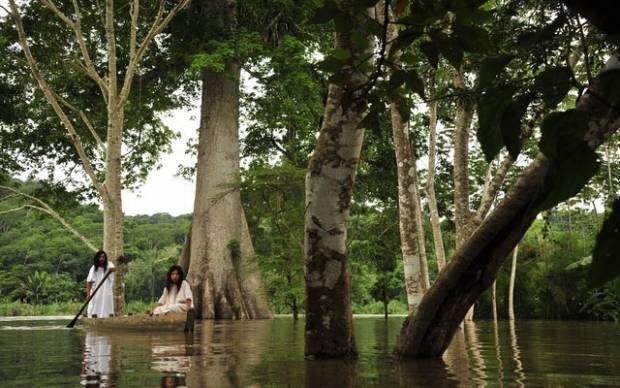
[67,269,113,328]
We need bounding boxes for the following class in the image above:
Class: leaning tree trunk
[425,100,447,271]
[187,63,270,319]
[508,244,519,320]
[304,0,371,358]
[396,51,620,357]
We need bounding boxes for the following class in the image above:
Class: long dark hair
[93,250,108,271]
[165,265,184,292]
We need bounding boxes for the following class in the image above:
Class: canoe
[80,310,195,332]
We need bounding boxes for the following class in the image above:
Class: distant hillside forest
[1,177,618,321]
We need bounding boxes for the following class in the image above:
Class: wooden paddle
[67,269,113,328]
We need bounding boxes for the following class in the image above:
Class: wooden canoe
[80,310,195,332]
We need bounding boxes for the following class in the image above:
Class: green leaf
[516,15,566,49]
[404,69,426,99]
[597,69,620,107]
[591,199,620,287]
[453,22,491,53]
[432,34,463,69]
[420,41,439,68]
[499,93,535,159]
[309,1,339,24]
[391,29,424,54]
[358,105,381,131]
[317,56,345,73]
[533,67,572,109]
[353,0,379,8]
[477,85,517,162]
[389,69,407,91]
[478,55,515,90]
[351,32,370,51]
[331,48,351,61]
[334,12,355,33]
[539,110,590,160]
[535,142,599,211]
[535,110,599,210]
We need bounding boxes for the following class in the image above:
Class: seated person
[152,265,193,315]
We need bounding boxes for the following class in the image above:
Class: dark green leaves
[420,41,439,68]
[308,1,339,24]
[388,69,425,99]
[591,198,620,287]
[533,67,572,109]
[499,93,535,159]
[597,69,620,107]
[478,55,515,90]
[535,110,600,210]
[477,85,517,161]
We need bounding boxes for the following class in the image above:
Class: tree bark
[188,63,271,319]
[452,69,475,250]
[104,111,125,316]
[304,0,371,358]
[380,2,429,314]
[425,100,447,271]
[396,50,620,358]
[452,68,476,321]
[508,244,519,320]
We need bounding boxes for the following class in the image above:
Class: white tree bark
[304,0,372,358]
[425,100,447,270]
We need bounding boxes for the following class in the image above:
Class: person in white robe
[153,265,193,315]
[86,250,115,318]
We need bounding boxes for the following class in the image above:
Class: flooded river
[0,316,618,386]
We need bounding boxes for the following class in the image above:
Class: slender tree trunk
[304,0,371,358]
[425,100,447,271]
[508,244,519,320]
[452,68,476,321]
[396,51,620,358]
[104,112,125,316]
[412,166,431,289]
[381,2,429,313]
[188,63,270,319]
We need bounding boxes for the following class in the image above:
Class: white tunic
[86,262,115,318]
[153,280,193,315]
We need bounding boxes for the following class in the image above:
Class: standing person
[86,250,115,318]
[152,265,193,315]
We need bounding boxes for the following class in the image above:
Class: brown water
[0,316,618,387]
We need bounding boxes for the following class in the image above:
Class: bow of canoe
[79,310,195,332]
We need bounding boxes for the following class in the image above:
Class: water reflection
[2,317,620,387]
[81,332,118,387]
[509,319,525,387]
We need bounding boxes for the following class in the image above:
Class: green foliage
[591,198,620,287]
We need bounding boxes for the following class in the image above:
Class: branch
[118,0,190,108]
[8,0,109,203]
[51,90,106,154]
[104,0,117,100]
[0,185,97,252]
[39,0,109,99]
[0,206,26,215]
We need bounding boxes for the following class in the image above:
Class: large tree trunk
[396,51,620,358]
[187,63,270,319]
[104,112,125,316]
[425,100,447,271]
[508,244,519,320]
[304,0,371,358]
